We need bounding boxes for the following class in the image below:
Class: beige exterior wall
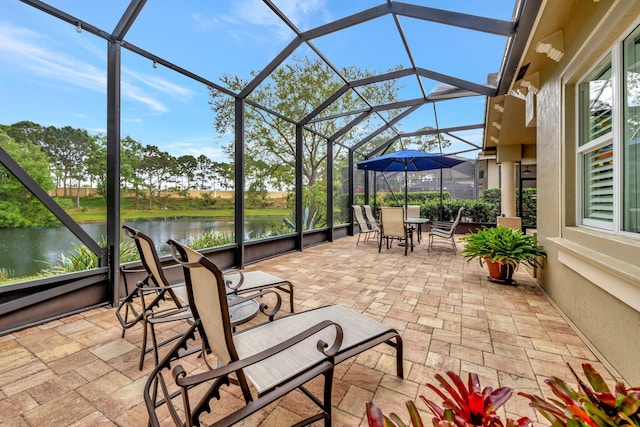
[534,0,640,384]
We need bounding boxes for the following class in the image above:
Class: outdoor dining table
[405,217,429,243]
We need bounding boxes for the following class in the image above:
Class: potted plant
[459,225,546,285]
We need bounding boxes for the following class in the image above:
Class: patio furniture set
[352,205,464,255]
[115,225,404,426]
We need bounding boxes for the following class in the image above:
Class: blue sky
[0,0,516,161]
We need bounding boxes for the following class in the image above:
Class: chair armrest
[173,320,344,388]
[120,265,146,274]
[228,289,283,320]
[430,221,454,231]
[121,262,181,275]
[135,282,185,292]
[146,306,192,324]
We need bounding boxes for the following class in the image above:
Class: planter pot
[484,258,517,285]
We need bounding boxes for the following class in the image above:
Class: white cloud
[193,0,330,43]
[0,24,106,92]
[0,23,192,115]
[123,68,193,100]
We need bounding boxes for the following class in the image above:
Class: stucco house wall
[535,0,640,384]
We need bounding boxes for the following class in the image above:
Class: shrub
[366,371,532,427]
[42,237,138,275]
[187,230,234,250]
[519,363,640,427]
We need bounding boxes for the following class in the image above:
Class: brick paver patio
[0,234,618,426]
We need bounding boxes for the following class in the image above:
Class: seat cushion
[233,305,393,394]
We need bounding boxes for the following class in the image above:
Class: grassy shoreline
[66,207,289,223]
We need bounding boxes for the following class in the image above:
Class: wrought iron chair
[117,224,191,370]
[427,207,465,253]
[352,205,377,245]
[379,206,413,255]
[143,239,404,427]
[116,224,296,370]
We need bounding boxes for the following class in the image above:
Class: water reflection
[0,217,277,278]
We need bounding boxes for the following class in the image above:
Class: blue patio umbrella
[357,149,464,213]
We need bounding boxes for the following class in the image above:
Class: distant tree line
[0,121,233,212]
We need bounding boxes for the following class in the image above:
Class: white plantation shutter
[584,144,614,222]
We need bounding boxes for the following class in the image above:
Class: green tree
[39,125,95,204]
[177,155,198,191]
[139,145,176,207]
[0,130,56,227]
[85,135,107,197]
[121,136,144,206]
[2,121,45,147]
[209,56,403,190]
[195,154,214,190]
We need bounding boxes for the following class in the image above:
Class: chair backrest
[452,207,464,227]
[352,205,371,232]
[363,205,379,230]
[380,207,406,238]
[406,205,420,219]
[168,239,237,366]
[123,224,171,288]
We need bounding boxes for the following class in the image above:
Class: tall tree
[209,57,403,190]
[120,136,144,206]
[39,125,94,203]
[0,130,55,227]
[138,145,175,207]
[195,154,214,190]
[177,155,198,191]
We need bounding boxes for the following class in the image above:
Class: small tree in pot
[459,226,546,285]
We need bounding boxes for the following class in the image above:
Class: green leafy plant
[0,267,14,281]
[460,226,546,270]
[42,237,138,275]
[366,371,532,427]
[187,230,234,249]
[519,363,640,427]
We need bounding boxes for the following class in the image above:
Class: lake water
[0,217,280,278]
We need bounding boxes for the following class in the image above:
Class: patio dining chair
[116,224,295,370]
[427,207,465,253]
[352,205,377,245]
[363,204,380,231]
[143,239,404,427]
[405,205,421,219]
[379,206,413,255]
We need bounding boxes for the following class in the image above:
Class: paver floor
[0,234,618,426]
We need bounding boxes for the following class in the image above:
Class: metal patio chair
[352,205,377,245]
[116,224,296,370]
[379,206,413,255]
[143,239,404,427]
[427,207,465,253]
[363,204,380,231]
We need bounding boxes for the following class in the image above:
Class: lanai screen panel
[38,0,130,31]
[124,2,296,87]
[311,15,410,75]
[0,2,108,281]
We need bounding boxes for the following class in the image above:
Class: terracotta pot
[484,258,517,285]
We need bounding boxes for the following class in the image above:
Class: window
[577,23,640,235]
[578,55,614,229]
[623,26,640,233]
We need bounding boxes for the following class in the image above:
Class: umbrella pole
[440,169,443,221]
[404,165,408,212]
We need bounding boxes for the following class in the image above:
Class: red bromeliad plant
[366,371,532,427]
[518,363,640,427]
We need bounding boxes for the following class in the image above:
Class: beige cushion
[234,305,392,394]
